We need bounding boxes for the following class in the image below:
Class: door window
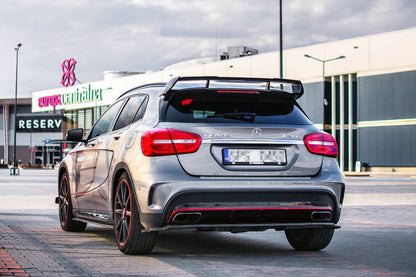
[113,95,148,131]
[89,100,124,139]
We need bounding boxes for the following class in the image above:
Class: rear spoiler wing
[162,76,304,99]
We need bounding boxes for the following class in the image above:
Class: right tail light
[304,133,338,158]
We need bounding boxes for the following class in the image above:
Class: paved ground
[0,169,415,276]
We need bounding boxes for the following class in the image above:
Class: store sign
[32,76,150,113]
[16,115,63,133]
[36,84,112,110]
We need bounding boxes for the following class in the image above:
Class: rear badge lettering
[204,133,231,138]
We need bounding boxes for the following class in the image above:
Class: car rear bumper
[146,222,340,232]
[138,181,345,231]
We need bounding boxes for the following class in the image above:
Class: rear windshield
[163,89,311,125]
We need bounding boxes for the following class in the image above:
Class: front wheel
[58,172,87,232]
[114,173,156,254]
[285,228,334,251]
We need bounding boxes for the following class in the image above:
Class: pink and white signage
[32,83,114,112]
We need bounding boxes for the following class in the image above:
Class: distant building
[220,46,259,60]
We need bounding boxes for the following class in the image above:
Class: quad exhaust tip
[311,211,332,221]
[172,212,202,223]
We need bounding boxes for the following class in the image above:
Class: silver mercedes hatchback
[57,76,345,254]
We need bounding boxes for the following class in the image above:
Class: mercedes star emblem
[251,128,262,136]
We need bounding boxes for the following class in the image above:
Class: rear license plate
[223,149,287,165]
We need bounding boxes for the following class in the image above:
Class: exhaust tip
[311,211,332,222]
[172,212,202,224]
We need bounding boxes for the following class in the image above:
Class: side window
[113,95,147,131]
[89,100,124,139]
[132,96,148,123]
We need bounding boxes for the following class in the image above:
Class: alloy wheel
[115,179,132,247]
[59,176,69,226]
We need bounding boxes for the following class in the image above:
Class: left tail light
[304,132,338,158]
[141,128,202,157]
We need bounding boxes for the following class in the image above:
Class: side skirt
[74,209,114,226]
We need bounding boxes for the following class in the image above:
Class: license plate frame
[223,148,287,166]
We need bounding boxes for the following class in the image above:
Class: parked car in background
[56,76,345,254]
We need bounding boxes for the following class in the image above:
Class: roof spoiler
[162,76,304,99]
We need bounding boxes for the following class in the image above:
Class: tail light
[304,133,338,158]
[141,128,202,157]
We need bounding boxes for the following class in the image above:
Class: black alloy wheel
[59,175,69,227]
[58,172,87,232]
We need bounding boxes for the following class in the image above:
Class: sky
[1,0,415,98]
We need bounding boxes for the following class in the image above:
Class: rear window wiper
[206,112,256,122]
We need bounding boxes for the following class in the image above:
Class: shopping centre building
[1,28,415,170]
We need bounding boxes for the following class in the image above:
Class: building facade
[1,98,63,166]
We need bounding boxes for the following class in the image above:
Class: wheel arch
[58,164,68,191]
[112,162,141,214]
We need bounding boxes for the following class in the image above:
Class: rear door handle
[113,132,123,141]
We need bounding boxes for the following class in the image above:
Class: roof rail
[116,82,166,100]
[162,76,304,99]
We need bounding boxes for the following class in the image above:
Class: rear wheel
[59,172,87,232]
[285,228,334,251]
[114,173,156,254]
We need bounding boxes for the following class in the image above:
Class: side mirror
[67,128,86,143]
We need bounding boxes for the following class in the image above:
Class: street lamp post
[304,54,345,130]
[11,43,22,176]
[279,0,283,78]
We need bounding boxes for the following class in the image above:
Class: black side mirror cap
[67,128,87,143]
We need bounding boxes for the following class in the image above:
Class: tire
[59,172,87,232]
[114,173,156,254]
[285,228,334,251]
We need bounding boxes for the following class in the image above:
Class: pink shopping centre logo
[61,58,77,87]
[38,95,61,108]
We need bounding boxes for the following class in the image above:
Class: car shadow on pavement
[82,226,295,256]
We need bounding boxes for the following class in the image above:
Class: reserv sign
[16,115,63,133]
